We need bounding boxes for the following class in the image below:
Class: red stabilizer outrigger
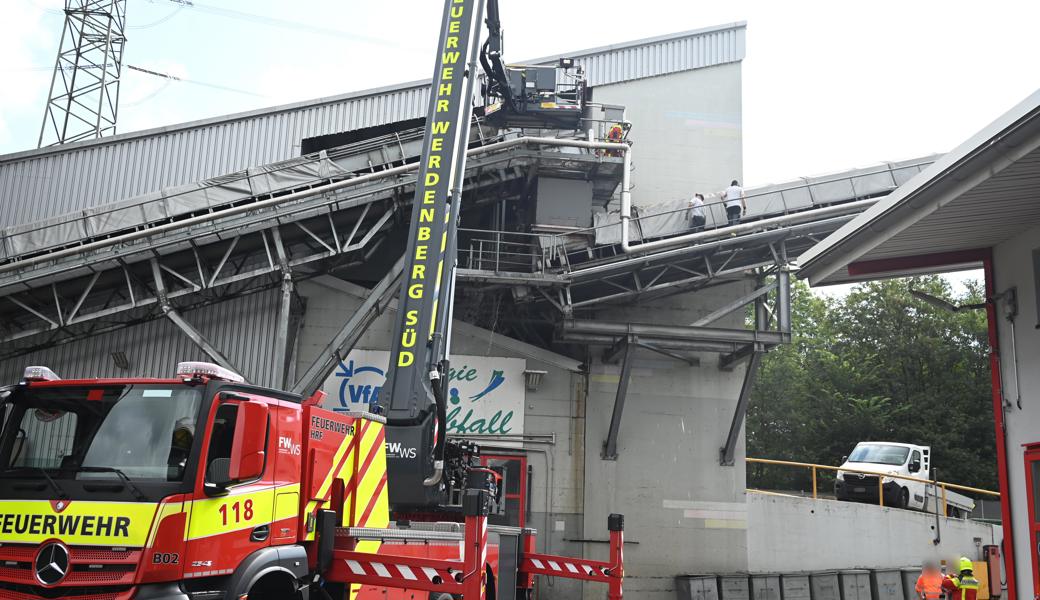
[324,485,624,599]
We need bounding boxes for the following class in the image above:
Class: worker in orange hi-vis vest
[942,557,981,600]
[915,561,944,600]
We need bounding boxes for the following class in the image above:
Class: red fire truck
[0,362,623,600]
[0,0,625,598]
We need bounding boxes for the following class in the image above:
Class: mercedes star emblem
[35,542,70,586]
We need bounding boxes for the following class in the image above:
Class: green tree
[747,276,996,492]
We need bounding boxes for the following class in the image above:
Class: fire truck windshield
[0,384,203,484]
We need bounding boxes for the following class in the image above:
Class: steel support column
[271,227,294,389]
[602,336,635,460]
[719,350,764,466]
[777,269,792,333]
[290,256,405,396]
[274,275,294,389]
[151,259,244,377]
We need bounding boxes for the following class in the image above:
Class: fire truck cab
[0,362,388,600]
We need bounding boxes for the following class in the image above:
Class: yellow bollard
[812,466,818,500]
[879,477,884,507]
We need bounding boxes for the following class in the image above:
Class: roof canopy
[798,88,1040,285]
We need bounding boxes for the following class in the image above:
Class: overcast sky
[4,1,1039,183]
[2,1,1037,294]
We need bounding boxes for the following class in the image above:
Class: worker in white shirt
[689,193,706,232]
[722,179,747,226]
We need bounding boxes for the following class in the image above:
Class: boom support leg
[462,487,491,600]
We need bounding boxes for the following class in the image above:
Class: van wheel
[898,487,910,509]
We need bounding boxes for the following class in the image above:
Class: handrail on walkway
[746,457,999,517]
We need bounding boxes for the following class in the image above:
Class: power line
[4,63,264,98]
[125,64,265,97]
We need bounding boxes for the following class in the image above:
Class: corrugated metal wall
[579,25,745,87]
[0,85,432,228]
[0,25,745,229]
[0,290,283,388]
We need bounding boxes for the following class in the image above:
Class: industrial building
[0,19,1006,599]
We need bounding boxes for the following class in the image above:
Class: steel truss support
[151,259,244,378]
[271,228,295,389]
[692,281,778,327]
[602,335,635,461]
[290,256,405,396]
[719,349,764,466]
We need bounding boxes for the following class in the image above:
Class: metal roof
[797,87,1040,285]
[0,23,745,229]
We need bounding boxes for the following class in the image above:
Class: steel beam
[602,336,634,460]
[691,281,778,327]
[777,269,792,333]
[290,256,405,396]
[602,334,630,364]
[270,227,294,388]
[719,350,764,466]
[636,340,699,366]
[560,332,746,355]
[274,274,294,389]
[152,259,244,377]
[561,319,789,347]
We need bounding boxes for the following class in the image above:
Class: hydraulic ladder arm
[378,0,487,509]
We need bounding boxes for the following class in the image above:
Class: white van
[835,442,974,517]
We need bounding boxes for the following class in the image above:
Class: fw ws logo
[385,442,417,459]
[278,436,301,456]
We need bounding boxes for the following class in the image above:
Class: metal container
[811,572,841,600]
[872,570,905,600]
[782,574,813,600]
[840,570,872,600]
[900,568,922,600]
[677,576,720,600]
[719,575,751,600]
[752,574,783,600]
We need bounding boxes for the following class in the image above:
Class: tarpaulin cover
[594,198,700,245]
[2,151,349,258]
[2,212,90,258]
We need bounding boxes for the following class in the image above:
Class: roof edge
[797,87,1040,285]
[1,22,747,165]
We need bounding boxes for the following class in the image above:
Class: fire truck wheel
[429,594,455,600]
[246,572,302,600]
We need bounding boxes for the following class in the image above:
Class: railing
[746,457,1000,518]
[471,156,938,276]
[460,229,544,273]
[0,118,523,264]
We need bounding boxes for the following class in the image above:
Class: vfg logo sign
[324,350,527,445]
[278,436,301,456]
[332,356,384,410]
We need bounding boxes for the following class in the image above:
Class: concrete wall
[582,281,752,599]
[748,494,1002,572]
[994,222,1040,595]
[593,62,743,208]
